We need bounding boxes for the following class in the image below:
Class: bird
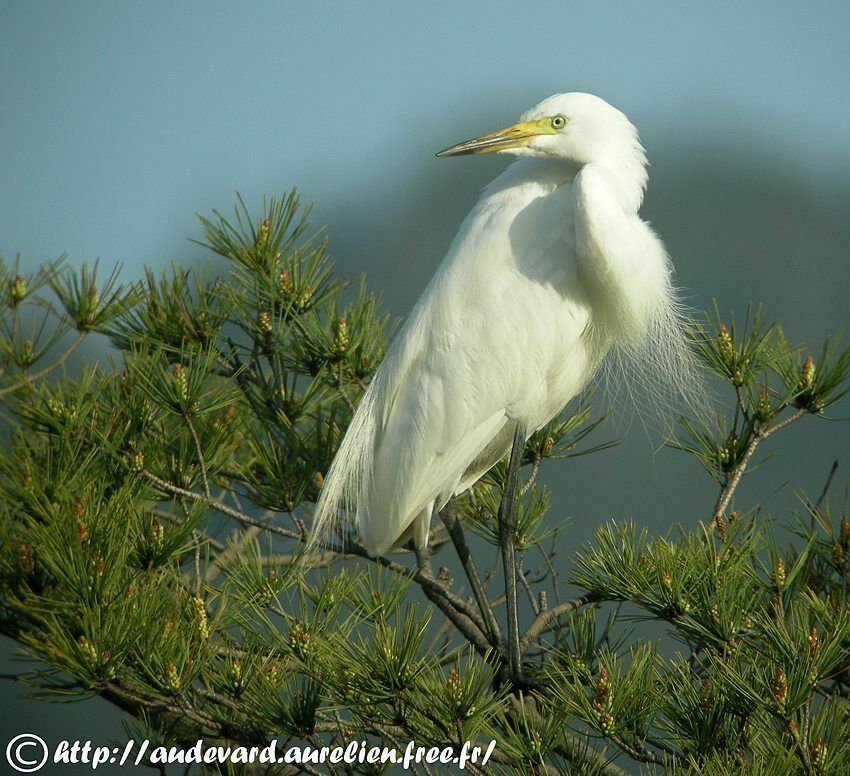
[313,92,699,556]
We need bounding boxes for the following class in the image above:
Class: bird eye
[551,114,567,129]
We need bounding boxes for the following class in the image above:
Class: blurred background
[1,1,848,771]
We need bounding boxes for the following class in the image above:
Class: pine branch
[413,545,492,656]
[713,407,806,521]
[184,413,212,499]
[0,331,87,397]
[440,507,503,649]
[520,592,601,653]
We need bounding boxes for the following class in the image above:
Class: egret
[314,92,698,557]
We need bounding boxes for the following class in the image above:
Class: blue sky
[2,1,849,287]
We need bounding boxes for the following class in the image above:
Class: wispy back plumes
[600,280,712,439]
[309,374,379,554]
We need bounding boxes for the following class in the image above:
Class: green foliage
[1,193,848,775]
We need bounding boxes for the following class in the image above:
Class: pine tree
[1,192,848,775]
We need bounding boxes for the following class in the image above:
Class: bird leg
[498,421,526,684]
[441,507,502,649]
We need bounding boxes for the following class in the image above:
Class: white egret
[314,92,698,557]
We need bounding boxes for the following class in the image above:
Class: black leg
[498,421,525,683]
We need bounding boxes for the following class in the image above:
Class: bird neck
[501,154,647,214]
[582,154,647,214]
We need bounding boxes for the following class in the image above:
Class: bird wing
[356,176,591,553]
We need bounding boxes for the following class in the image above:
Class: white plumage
[313,93,697,555]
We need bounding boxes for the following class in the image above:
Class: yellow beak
[436,117,555,157]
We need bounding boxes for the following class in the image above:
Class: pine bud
[78,635,98,667]
[542,436,554,456]
[289,621,312,659]
[171,363,188,403]
[18,543,33,574]
[333,316,349,353]
[88,548,106,576]
[810,738,827,768]
[718,325,734,361]
[841,516,850,547]
[594,667,612,716]
[165,661,180,692]
[191,592,209,640]
[73,496,86,519]
[228,658,242,689]
[798,356,815,391]
[298,284,312,309]
[832,541,845,568]
[711,603,721,624]
[773,558,786,591]
[447,667,461,699]
[661,571,672,590]
[257,217,270,249]
[76,521,89,542]
[313,471,324,488]
[19,339,33,366]
[714,513,727,539]
[264,660,281,684]
[772,666,787,707]
[806,626,819,656]
[718,432,738,470]
[756,388,772,420]
[86,285,99,326]
[10,275,26,304]
[257,308,272,335]
[725,431,737,462]
[131,450,145,472]
[151,517,164,551]
[279,267,292,291]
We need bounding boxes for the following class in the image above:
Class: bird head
[436,92,645,170]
